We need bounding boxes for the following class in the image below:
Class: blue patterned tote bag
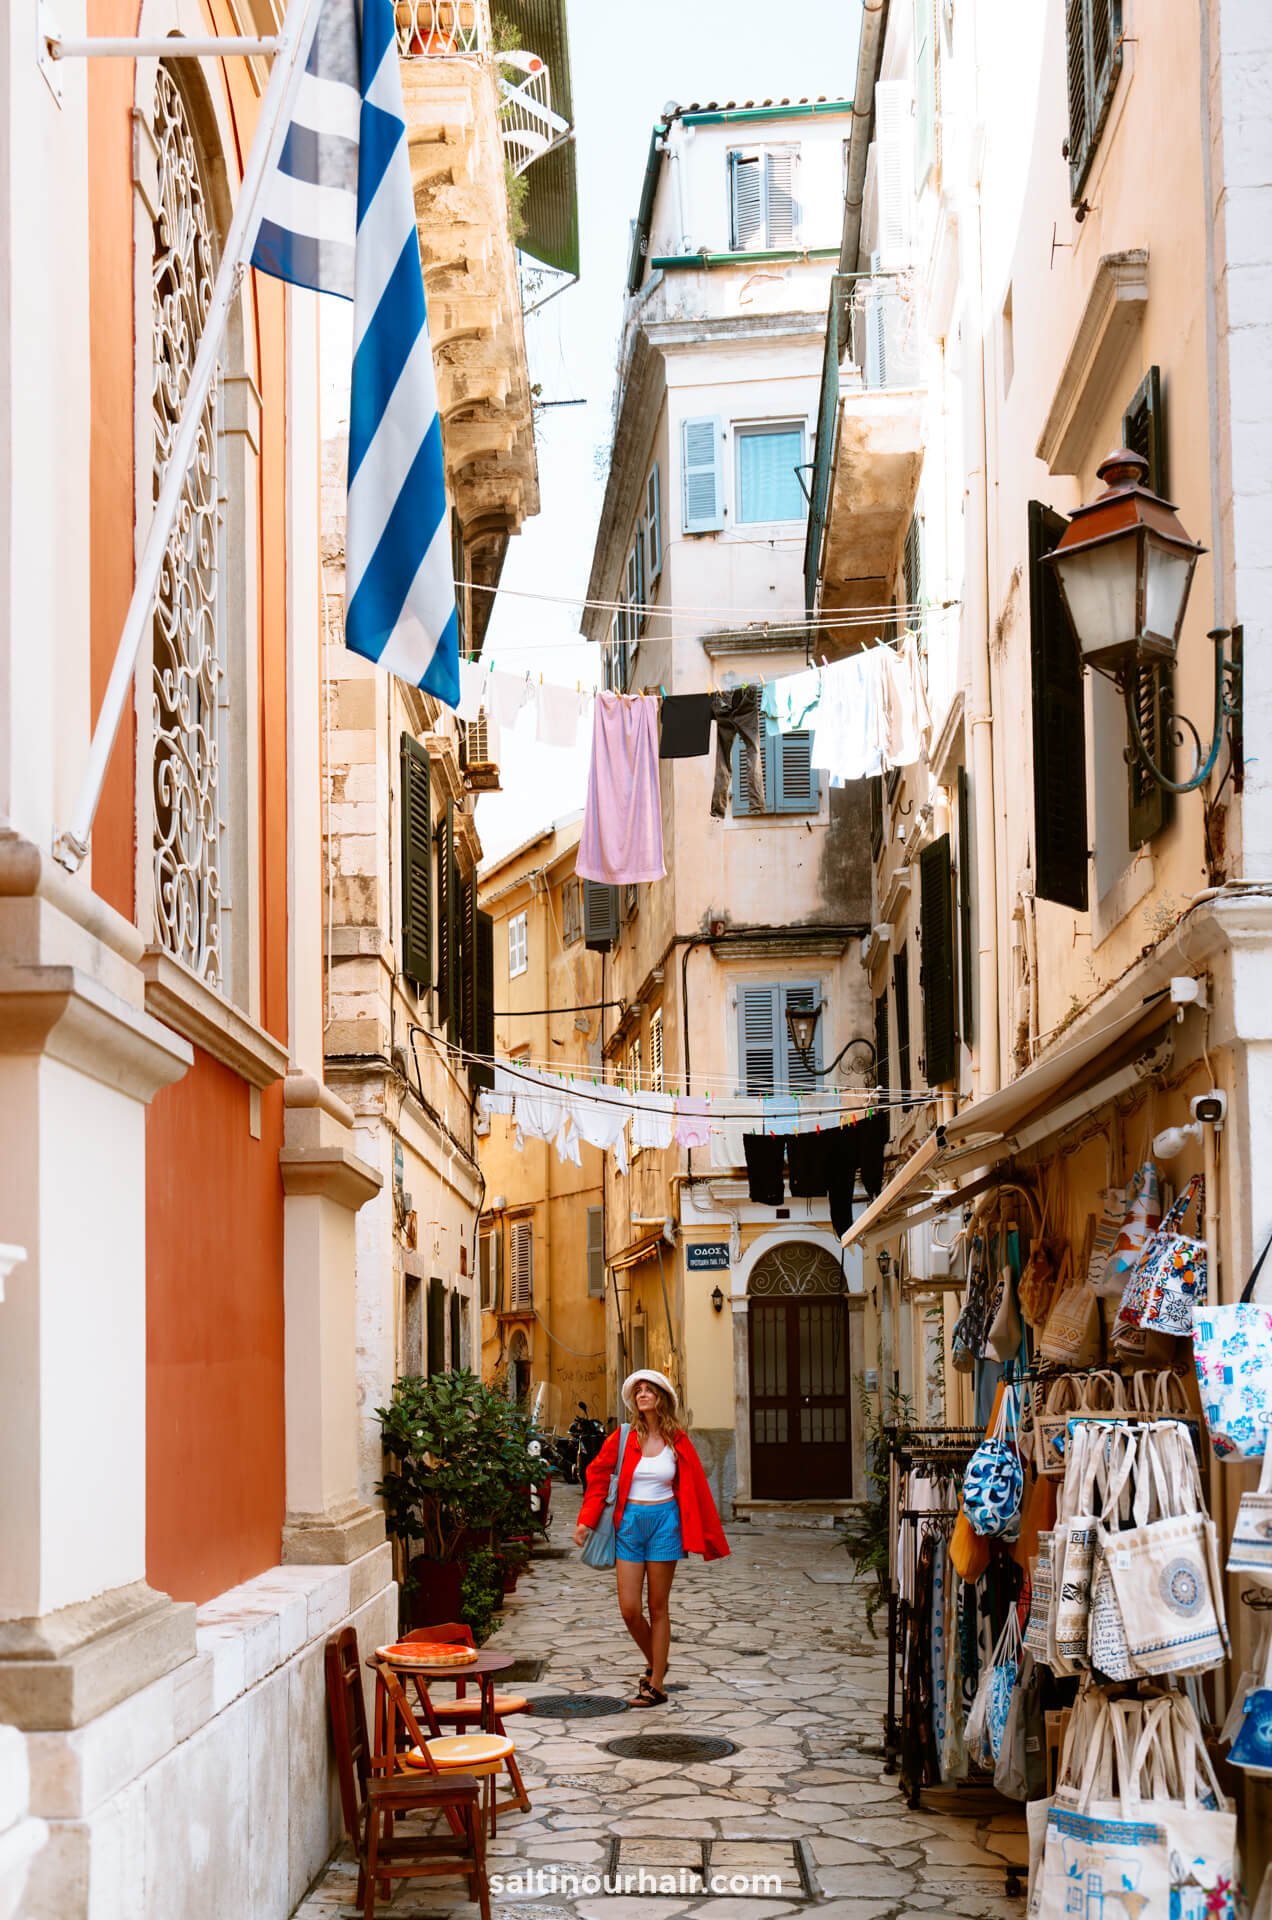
[1194,1227,1272,1459]
[964,1385,1023,1538]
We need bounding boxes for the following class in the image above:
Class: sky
[473,0,859,864]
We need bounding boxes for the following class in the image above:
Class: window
[627,1036,642,1092]
[586,1207,605,1298]
[626,535,645,638]
[870,775,884,859]
[465,894,495,1092]
[562,876,582,946]
[732,719,820,816]
[582,880,619,953]
[508,911,528,978]
[645,465,662,583]
[400,735,433,991]
[1029,499,1089,910]
[682,416,724,533]
[728,145,799,250]
[892,946,912,1098]
[1123,367,1172,848]
[478,1226,501,1312]
[736,982,821,1096]
[736,424,806,525]
[151,64,227,991]
[649,1008,664,1093]
[1065,0,1123,202]
[509,1218,534,1311]
[427,1277,446,1377]
[918,834,957,1084]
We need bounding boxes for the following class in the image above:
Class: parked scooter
[567,1403,606,1484]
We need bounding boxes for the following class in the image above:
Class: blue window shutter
[738,985,780,1095]
[646,464,662,579]
[682,416,724,532]
[732,723,771,815]
[729,150,764,248]
[781,982,821,1092]
[736,427,805,523]
[776,729,818,813]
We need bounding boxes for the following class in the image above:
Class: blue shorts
[616,1500,685,1563]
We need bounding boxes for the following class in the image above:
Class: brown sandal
[628,1677,668,1708]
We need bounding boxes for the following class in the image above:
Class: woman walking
[573,1369,729,1707]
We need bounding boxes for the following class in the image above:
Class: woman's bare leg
[645,1562,676,1691]
[616,1559,652,1667]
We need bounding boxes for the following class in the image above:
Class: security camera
[1192,1091,1227,1128]
[1153,1123,1201,1161]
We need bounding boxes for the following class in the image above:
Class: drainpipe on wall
[965,4,1001,1099]
[839,0,889,289]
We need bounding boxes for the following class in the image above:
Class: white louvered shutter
[509,1219,533,1310]
[729,150,764,248]
[765,147,798,247]
[873,81,913,268]
[682,417,724,532]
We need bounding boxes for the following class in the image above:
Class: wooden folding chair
[324,1629,489,1920]
[375,1658,526,1837]
[401,1623,534,1814]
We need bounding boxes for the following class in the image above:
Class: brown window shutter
[919,833,958,1085]
[399,735,433,992]
[1029,499,1089,910]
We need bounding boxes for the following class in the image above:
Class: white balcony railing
[498,52,570,176]
[395,0,484,59]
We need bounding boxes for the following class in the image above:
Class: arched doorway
[747,1242,852,1500]
[507,1329,531,1406]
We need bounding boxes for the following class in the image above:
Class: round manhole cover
[528,1695,630,1718]
[604,1734,738,1762]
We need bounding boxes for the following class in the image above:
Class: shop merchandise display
[1194,1227,1272,1458]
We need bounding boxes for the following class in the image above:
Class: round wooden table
[386,1649,517,1735]
[368,1648,529,1830]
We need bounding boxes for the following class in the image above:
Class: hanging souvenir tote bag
[1228,1434,1272,1581]
[1138,1174,1208,1337]
[1088,1427,1139,1681]
[951,1229,990,1373]
[579,1423,629,1569]
[1160,1693,1241,1913]
[1050,1421,1107,1674]
[1037,1698,1173,1920]
[985,1261,1023,1363]
[1106,1421,1229,1676]
[1088,1180,1130,1295]
[963,1385,1023,1537]
[987,1606,1024,1762]
[1229,1621,1272,1777]
[1117,1174,1203,1336]
[1194,1226,1272,1459]
[1033,1373,1086,1480]
[1104,1158,1162,1288]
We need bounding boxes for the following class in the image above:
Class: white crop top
[628,1445,677,1504]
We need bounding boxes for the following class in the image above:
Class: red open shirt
[578,1428,730,1560]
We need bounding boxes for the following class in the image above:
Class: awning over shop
[842,991,1173,1249]
[608,1229,669,1273]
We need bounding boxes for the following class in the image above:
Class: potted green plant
[377,1369,544,1629]
[459,1547,505,1644]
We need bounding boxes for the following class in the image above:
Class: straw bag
[1194,1226,1272,1458]
[1105,1420,1229,1677]
[1019,1177,1060,1330]
[1033,1374,1085,1481]
[1038,1249,1102,1367]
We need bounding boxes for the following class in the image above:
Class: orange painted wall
[146,1063,287,1601]
[85,9,294,1602]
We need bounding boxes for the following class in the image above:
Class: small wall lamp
[710,1285,725,1314]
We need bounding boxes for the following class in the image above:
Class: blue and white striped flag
[252,0,460,707]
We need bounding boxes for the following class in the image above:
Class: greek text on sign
[686,1242,730,1271]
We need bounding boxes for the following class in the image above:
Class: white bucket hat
[620,1368,679,1414]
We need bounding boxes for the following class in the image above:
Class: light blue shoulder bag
[580,1423,629,1570]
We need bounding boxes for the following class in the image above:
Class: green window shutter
[732,723,772,815]
[586,1206,605,1297]
[775,729,819,813]
[470,908,494,1091]
[460,871,476,1053]
[874,988,891,1139]
[729,149,764,248]
[918,833,958,1084]
[737,985,779,1096]
[1123,366,1172,848]
[400,734,433,991]
[1029,499,1089,910]
[427,1277,446,1377]
[914,0,937,189]
[583,879,619,952]
[435,801,461,1038]
[870,775,884,858]
[903,512,923,621]
[781,982,820,1093]
[892,945,912,1095]
[1066,0,1123,202]
[957,764,975,1046]
[646,464,662,581]
[682,416,724,533]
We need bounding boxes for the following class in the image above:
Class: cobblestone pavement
[295,1487,1026,1920]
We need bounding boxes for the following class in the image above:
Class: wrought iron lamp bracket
[1118,627,1241,796]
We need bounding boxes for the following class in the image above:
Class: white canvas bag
[1107,1421,1229,1677]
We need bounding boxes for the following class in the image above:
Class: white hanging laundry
[878,636,927,768]
[536,680,589,750]
[709,1104,767,1171]
[512,1068,566,1146]
[569,1085,632,1175]
[554,1106,584,1168]
[770,666,822,734]
[900,631,932,753]
[674,1097,711,1149]
[631,1091,675,1151]
[486,669,535,734]
[810,651,884,782]
[455,658,492,724]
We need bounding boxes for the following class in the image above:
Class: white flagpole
[53,0,325,872]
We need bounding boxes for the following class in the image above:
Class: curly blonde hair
[633,1382,683,1445]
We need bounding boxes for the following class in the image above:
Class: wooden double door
[748,1294,852,1499]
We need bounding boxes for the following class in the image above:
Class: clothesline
[482,1053,899,1118]
[459,1041,938,1104]
[461,575,960,630]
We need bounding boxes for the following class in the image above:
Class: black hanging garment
[742,1132,787,1206]
[658,693,713,759]
[710,687,764,817]
[786,1132,829,1197]
[824,1125,862,1239]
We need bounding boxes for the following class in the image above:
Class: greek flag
[252,0,460,706]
